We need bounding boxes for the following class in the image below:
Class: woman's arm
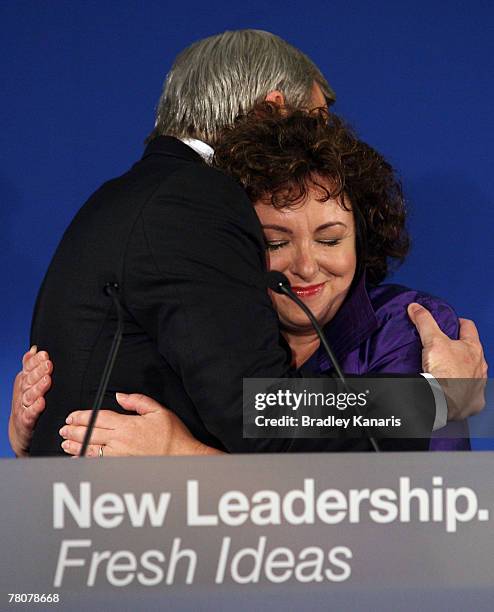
[60,393,224,457]
[9,348,222,457]
[9,347,52,456]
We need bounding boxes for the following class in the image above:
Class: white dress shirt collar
[180,138,214,163]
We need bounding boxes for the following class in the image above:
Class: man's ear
[264,90,286,106]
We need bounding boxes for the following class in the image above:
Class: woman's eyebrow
[262,222,347,233]
[316,222,347,231]
[262,224,292,234]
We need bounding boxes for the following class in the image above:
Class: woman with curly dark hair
[212,104,458,379]
[56,104,467,454]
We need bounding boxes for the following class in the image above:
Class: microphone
[79,282,124,457]
[266,270,380,452]
[267,271,346,382]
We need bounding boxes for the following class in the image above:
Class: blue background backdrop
[1,0,493,456]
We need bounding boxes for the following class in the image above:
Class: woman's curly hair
[212,103,409,285]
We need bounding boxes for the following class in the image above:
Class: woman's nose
[290,247,319,281]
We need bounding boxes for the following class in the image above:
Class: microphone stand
[267,271,380,452]
[79,282,124,457]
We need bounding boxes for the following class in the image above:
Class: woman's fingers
[19,346,52,410]
[65,409,121,429]
[23,349,49,373]
[21,397,46,426]
[59,424,110,446]
[21,345,37,369]
[22,375,51,406]
[116,392,164,415]
[61,440,114,457]
[23,359,52,388]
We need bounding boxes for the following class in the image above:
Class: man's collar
[314,273,379,372]
[142,135,205,163]
[142,136,214,164]
[180,138,214,162]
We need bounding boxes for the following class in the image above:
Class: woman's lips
[291,282,326,298]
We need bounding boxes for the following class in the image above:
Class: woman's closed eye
[265,240,289,251]
[317,238,341,247]
[265,238,342,251]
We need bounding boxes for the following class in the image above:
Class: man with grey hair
[11,30,486,457]
[148,29,335,146]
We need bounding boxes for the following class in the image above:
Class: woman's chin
[280,314,327,334]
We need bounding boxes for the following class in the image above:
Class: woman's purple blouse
[301,274,469,450]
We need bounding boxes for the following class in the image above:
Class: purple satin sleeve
[338,286,470,450]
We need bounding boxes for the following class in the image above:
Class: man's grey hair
[148,29,335,145]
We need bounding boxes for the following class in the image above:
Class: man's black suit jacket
[29,137,433,455]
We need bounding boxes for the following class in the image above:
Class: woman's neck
[283,330,320,368]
